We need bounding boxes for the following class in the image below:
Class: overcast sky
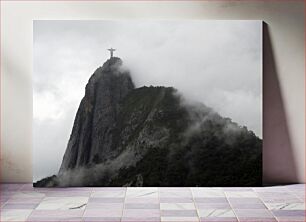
[33,20,262,182]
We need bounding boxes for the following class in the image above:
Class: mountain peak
[103,56,122,66]
[98,57,123,74]
[58,57,134,174]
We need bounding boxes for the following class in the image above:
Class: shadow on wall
[263,22,298,185]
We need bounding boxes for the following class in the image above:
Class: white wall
[1,1,304,184]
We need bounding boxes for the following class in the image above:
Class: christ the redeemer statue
[108,48,116,58]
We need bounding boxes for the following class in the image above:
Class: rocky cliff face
[34,58,262,187]
[59,57,135,173]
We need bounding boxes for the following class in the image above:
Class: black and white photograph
[33,20,262,187]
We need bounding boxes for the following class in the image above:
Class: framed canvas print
[33,20,262,187]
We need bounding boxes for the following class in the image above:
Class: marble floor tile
[161,216,199,222]
[43,191,91,197]
[0,209,32,221]
[125,203,160,209]
[91,187,125,191]
[83,217,121,222]
[89,197,125,203]
[291,191,305,199]
[86,202,123,209]
[257,192,298,200]
[276,218,306,222]
[91,189,125,198]
[253,186,289,193]
[19,184,36,191]
[223,188,253,192]
[83,208,123,217]
[125,197,159,203]
[272,209,305,217]
[7,197,44,204]
[122,217,161,221]
[160,203,196,210]
[261,197,302,204]
[11,191,45,199]
[29,209,84,217]
[192,188,225,197]
[265,202,305,210]
[237,218,277,222]
[1,184,24,191]
[200,217,238,222]
[234,209,274,218]
[160,197,194,203]
[0,183,305,222]
[36,196,88,210]
[286,184,305,191]
[2,203,39,209]
[228,198,262,204]
[160,188,191,192]
[161,210,198,217]
[225,191,258,198]
[31,188,66,192]
[198,209,235,217]
[230,202,266,209]
[196,202,231,209]
[62,187,92,192]
[27,217,83,221]
[126,188,158,198]
[122,209,160,218]
[1,202,7,208]
[1,196,10,204]
[194,197,228,203]
[160,188,192,198]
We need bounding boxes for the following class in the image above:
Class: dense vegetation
[109,86,262,187]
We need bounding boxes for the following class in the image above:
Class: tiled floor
[0,184,304,222]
